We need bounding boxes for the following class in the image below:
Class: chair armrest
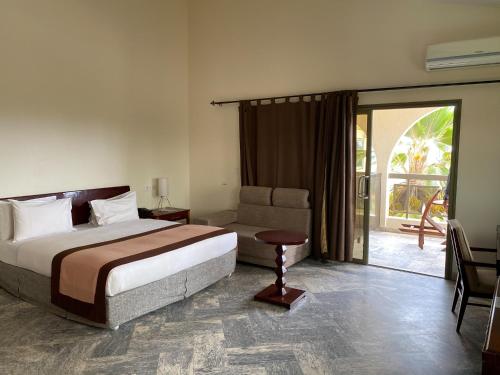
[191,210,237,227]
[462,260,497,268]
[470,247,497,253]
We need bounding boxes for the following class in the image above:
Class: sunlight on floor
[368,230,445,277]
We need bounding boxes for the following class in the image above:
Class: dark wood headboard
[0,186,130,225]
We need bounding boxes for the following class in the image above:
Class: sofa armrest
[191,210,237,227]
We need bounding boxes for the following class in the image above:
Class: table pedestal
[254,244,306,309]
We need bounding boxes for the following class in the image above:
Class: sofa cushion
[224,222,276,256]
[191,210,237,227]
[272,188,310,209]
[240,186,272,206]
[225,222,272,241]
[237,204,311,236]
[225,222,310,267]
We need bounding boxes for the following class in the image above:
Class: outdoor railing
[388,173,448,220]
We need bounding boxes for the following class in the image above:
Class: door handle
[357,175,365,199]
[357,175,370,200]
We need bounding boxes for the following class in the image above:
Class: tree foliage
[390,107,454,175]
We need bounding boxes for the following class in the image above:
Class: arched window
[388,106,454,219]
[388,106,454,176]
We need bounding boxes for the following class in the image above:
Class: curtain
[239,91,358,261]
[316,92,358,261]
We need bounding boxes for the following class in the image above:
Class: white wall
[0,0,190,209]
[188,0,500,248]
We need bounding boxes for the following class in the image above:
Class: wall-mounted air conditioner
[426,36,500,71]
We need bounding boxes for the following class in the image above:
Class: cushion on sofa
[224,223,271,240]
[240,186,272,206]
[237,203,311,235]
[224,222,275,253]
[191,210,237,227]
[272,188,310,209]
[224,222,309,267]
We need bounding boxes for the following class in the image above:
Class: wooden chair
[400,188,446,249]
[449,219,497,333]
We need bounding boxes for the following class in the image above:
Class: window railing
[388,173,448,220]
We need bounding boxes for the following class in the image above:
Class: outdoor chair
[400,188,446,249]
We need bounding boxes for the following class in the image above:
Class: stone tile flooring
[0,260,488,374]
[369,230,446,277]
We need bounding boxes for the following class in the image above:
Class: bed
[0,186,237,329]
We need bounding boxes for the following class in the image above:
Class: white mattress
[0,219,237,297]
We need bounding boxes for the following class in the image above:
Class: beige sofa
[192,186,311,267]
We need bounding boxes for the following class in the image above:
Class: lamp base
[157,196,173,211]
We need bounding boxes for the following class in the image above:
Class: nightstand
[151,208,190,224]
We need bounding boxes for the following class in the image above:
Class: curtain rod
[210,79,500,106]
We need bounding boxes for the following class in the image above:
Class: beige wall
[0,0,190,209]
[188,0,500,248]
[1,0,499,248]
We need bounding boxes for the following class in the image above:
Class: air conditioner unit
[425,36,500,71]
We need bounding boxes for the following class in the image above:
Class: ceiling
[431,0,500,5]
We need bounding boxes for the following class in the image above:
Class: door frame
[355,99,462,280]
[352,108,372,265]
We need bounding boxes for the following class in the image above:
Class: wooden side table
[151,208,190,224]
[254,230,308,309]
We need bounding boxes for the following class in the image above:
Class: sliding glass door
[352,102,460,279]
[353,111,372,264]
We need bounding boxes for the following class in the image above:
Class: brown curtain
[239,91,358,261]
[317,92,358,261]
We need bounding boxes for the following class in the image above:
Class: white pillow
[0,196,57,241]
[88,191,133,225]
[9,198,73,242]
[90,191,139,226]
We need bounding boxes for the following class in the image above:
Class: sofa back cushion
[272,188,309,209]
[240,186,272,206]
[237,203,311,236]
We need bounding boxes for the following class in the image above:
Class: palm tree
[390,106,453,176]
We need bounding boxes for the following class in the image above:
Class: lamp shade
[158,177,169,197]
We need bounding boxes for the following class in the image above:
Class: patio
[368,230,446,277]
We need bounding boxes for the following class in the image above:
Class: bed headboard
[0,186,130,225]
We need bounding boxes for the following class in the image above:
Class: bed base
[0,248,236,329]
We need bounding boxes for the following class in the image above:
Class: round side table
[253,230,308,309]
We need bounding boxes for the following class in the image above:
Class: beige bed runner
[51,224,231,323]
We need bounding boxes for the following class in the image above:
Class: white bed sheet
[0,219,237,297]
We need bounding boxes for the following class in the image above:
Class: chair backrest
[237,186,311,236]
[449,219,479,292]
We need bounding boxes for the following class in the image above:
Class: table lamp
[158,177,172,211]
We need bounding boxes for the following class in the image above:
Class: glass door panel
[353,111,372,263]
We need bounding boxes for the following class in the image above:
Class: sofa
[192,186,311,267]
